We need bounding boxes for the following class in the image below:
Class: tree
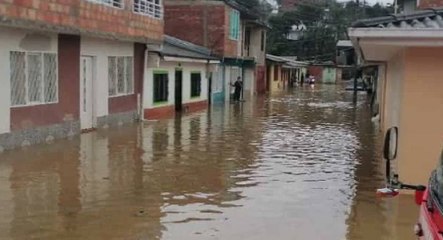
[266,0,393,61]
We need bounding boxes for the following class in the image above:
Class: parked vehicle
[377,127,443,239]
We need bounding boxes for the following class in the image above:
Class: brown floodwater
[0,85,418,240]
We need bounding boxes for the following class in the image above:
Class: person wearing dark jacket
[231,77,243,102]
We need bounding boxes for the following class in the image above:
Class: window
[10,51,58,107]
[87,0,123,8]
[153,72,168,103]
[229,10,240,40]
[134,0,163,19]
[190,72,201,98]
[108,56,133,96]
[261,30,265,51]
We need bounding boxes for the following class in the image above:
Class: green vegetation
[265,1,393,61]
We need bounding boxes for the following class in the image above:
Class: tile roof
[352,8,443,29]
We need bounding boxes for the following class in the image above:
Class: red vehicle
[378,127,443,239]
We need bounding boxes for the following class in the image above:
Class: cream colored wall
[270,64,282,93]
[396,47,443,185]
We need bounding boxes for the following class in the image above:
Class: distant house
[336,40,356,80]
[349,8,443,185]
[145,36,220,119]
[308,62,337,84]
[164,0,268,103]
[266,54,308,93]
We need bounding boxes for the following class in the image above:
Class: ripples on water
[0,85,418,240]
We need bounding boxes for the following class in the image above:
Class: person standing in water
[231,77,243,102]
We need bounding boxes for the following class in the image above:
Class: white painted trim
[163,56,220,64]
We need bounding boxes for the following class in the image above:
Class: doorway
[208,72,212,105]
[175,69,183,112]
[80,56,94,130]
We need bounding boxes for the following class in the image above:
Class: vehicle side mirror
[384,127,398,161]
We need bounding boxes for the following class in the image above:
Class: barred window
[108,56,134,97]
[87,0,123,8]
[10,51,58,107]
[134,0,163,19]
[153,72,168,103]
[190,72,201,98]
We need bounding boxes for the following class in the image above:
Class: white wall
[384,50,405,131]
[0,27,58,134]
[243,68,255,98]
[80,37,133,118]
[144,60,209,109]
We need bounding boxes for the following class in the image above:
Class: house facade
[266,54,308,93]
[349,8,443,185]
[0,0,163,151]
[144,36,219,119]
[164,0,267,103]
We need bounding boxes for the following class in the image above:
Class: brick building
[0,0,163,150]
[398,0,443,13]
[164,0,268,102]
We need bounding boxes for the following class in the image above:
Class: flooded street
[0,85,418,240]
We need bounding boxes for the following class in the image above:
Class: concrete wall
[396,47,443,185]
[322,67,337,84]
[243,67,255,98]
[267,64,283,93]
[0,0,163,42]
[80,38,134,118]
[144,59,209,119]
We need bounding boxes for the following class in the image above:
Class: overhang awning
[349,28,443,62]
[163,56,220,64]
[348,8,443,62]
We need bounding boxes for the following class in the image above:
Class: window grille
[153,72,168,103]
[108,56,134,97]
[87,0,123,8]
[10,51,58,107]
[190,72,201,97]
[134,0,163,19]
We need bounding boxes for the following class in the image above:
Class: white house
[144,36,220,119]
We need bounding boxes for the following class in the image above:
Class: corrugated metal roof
[352,8,443,29]
[266,54,309,67]
[266,54,288,63]
[161,35,218,60]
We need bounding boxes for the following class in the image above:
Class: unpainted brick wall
[164,1,239,57]
[0,0,163,41]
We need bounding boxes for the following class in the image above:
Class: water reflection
[0,85,417,240]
